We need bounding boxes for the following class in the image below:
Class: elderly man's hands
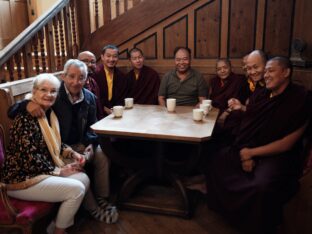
[26,101,45,118]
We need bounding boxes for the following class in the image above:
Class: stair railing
[0,0,79,82]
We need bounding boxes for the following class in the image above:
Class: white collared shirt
[64,85,84,104]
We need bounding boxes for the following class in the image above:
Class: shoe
[90,206,119,224]
[97,197,113,209]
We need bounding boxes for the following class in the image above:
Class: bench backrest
[0,78,34,148]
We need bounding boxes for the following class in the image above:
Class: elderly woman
[1,74,89,234]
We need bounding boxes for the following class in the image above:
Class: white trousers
[8,172,90,229]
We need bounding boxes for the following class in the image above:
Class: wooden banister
[0,0,76,83]
[0,0,69,67]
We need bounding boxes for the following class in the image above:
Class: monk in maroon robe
[209,59,249,112]
[126,48,160,104]
[206,57,311,234]
[94,45,129,116]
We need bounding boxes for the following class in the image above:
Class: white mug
[193,108,204,121]
[166,98,176,112]
[124,98,134,109]
[113,106,124,118]
[202,99,212,110]
[199,103,210,115]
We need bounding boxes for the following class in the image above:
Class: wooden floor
[0,194,242,234]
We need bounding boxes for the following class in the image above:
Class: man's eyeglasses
[81,60,96,65]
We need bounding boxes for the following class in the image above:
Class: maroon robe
[210,72,249,112]
[206,83,311,233]
[213,78,266,143]
[84,75,104,119]
[126,66,160,105]
[94,64,129,116]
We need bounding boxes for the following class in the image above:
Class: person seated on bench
[209,58,249,115]
[158,46,208,106]
[94,45,129,116]
[7,60,118,224]
[205,57,311,234]
[78,51,104,119]
[1,74,89,234]
[126,47,160,104]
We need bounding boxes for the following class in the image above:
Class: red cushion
[0,197,55,225]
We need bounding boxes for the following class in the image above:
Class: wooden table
[91,104,219,217]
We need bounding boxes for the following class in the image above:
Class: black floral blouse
[2,112,57,184]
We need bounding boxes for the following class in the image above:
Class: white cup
[124,98,134,109]
[193,108,204,121]
[113,106,124,118]
[202,99,212,110]
[166,98,176,112]
[199,103,210,115]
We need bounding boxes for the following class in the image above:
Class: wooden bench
[0,78,34,147]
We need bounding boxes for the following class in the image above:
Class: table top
[91,104,219,143]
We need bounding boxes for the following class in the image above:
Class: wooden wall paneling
[0,0,28,49]
[194,0,221,59]
[134,33,157,59]
[119,49,128,59]
[220,0,229,58]
[157,27,163,61]
[163,16,188,59]
[293,0,312,59]
[75,0,91,49]
[0,0,13,49]
[188,8,195,58]
[103,0,111,24]
[228,0,257,58]
[89,0,196,58]
[264,0,295,57]
[255,0,266,50]
[10,0,29,36]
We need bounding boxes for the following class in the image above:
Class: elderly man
[77,51,104,119]
[8,60,118,224]
[94,45,128,116]
[206,57,311,234]
[126,47,160,104]
[158,47,207,106]
[227,49,267,112]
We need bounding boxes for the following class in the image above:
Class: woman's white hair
[25,73,61,99]
[33,73,61,90]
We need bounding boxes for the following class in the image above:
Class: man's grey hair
[63,59,88,80]
[101,44,119,54]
